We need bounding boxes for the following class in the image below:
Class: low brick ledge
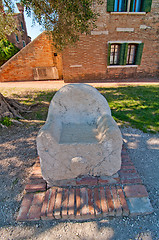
[17,145,153,221]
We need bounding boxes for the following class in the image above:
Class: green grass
[1,85,159,133]
[97,85,159,133]
[0,116,12,127]
[17,90,56,123]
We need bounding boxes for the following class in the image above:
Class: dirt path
[1,79,159,93]
[0,124,159,240]
[0,81,159,239]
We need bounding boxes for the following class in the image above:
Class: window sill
[110,12,146,15]
[107,65,138,68]
[108,41,142,44]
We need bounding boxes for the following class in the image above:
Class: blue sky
[24,11,43,40]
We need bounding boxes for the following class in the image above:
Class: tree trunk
[0,92,30,121]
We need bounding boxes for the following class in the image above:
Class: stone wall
[62,0,159,82]
[0,33,63,82]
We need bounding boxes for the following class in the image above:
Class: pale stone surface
[116,28,134,32]
[33,67,59,80]
[37,84,123,185]
[140,25,151,30]
[127,197,153,215]
[70,65,82,68]
[91,30,109,35]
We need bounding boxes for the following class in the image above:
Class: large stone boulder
[37,83,123,186]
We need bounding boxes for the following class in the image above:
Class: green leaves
[0,12,17,40]
[0,0,18,39]
[0,39,19,66]
[20,0,102,49]
[0,116,12,126]
[1,0,102,49]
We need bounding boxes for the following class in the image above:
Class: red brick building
[0,0,158,82]
[8,3,31,50]
[62,0,158,82]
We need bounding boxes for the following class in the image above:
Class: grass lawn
[1,85,159,133]
[98,85,159,133]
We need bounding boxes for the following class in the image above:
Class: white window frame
[107,41,142,68]
[108,41,142,44]
[127,0,131,12]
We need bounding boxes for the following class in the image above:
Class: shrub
[0,39,19,66]
[1,116,12,127]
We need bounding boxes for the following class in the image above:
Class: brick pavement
[17,145,153,221]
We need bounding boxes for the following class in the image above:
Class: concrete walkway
[0,79,159,91]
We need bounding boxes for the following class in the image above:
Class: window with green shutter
[126,44,137,64]
[15,35,19,43]
[107,43,111,66]
[108,42,144,66]
[21,22,24,31]
[107,0,152,12]
[141,0,152,12]
[123,43,129,65]
[107,0,115,12]
[119,43,126,65]
[109,44,121,65]
[135,43,144,65]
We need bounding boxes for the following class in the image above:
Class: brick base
[17,145,153,221]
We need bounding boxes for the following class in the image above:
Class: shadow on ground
[0,124,159,240]
[0,85,159,239]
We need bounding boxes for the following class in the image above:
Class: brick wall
[0,33,63,82]
[8,4,31,50]
[62,0,159,82]
[8,13,31,50]
[1,1,158,82]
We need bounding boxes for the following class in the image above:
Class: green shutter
[122,0,127,12]
[119,43,126,65]
[123,43,128,65]
[130,0,134,12]
[135,43,144,65]
[107,43,111,65]
[107,0,115,12]
[141,0,152,12]
[119,43,128,65]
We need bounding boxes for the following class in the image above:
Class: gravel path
[0,125,159,240]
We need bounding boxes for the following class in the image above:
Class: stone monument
[37,84,123,186]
